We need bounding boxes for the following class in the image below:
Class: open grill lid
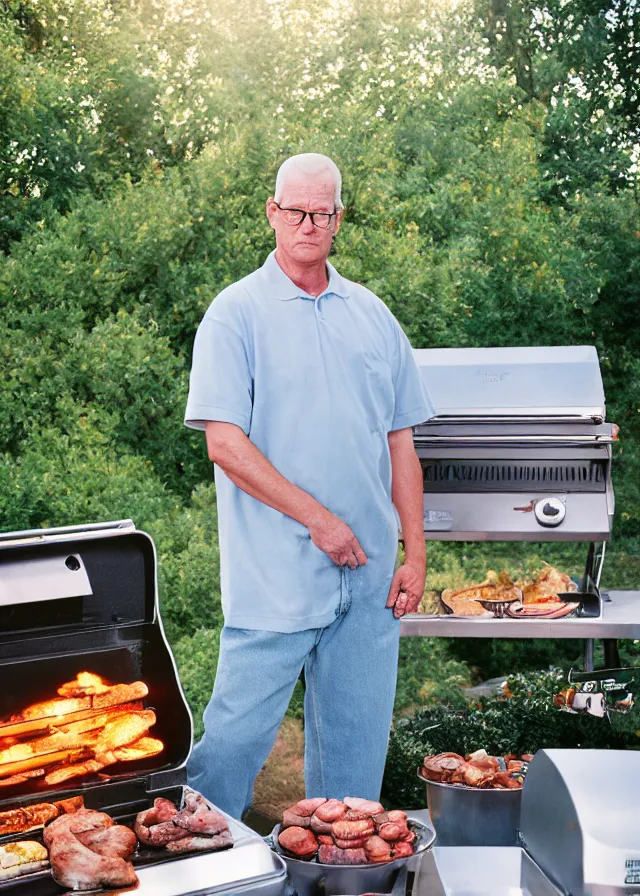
[0,520,192,806]
[414,345,606,423]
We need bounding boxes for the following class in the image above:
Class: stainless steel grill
[0,521,287,896]
[413,346,615,542]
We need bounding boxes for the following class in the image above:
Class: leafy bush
[382,669,640,807]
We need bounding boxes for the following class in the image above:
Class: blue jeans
[186,570,400,820]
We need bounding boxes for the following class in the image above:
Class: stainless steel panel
[400,591,640,639]
[420,491,612,540]
[0,553,92,606]
[414,847,562,896]
[521,750,640,896]
[413,346,606,420]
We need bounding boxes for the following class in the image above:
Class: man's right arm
[206,421,367,569]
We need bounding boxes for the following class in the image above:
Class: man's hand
[307,509,368,569]
[386,561,426,618]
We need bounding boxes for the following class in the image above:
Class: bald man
[185,153,433,819]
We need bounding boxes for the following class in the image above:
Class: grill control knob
[534,497,566,527]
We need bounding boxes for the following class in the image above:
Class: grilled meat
[422,751,528,789]
[45,807,138,891]
[281,797,416,865]
[49,831,138,890]
[0,802,59,837]
[332,818,375,841]
[43,809,113,847]
[343,798,384,816]
[363,835,392,863]
[523,565,577,603]
[392,841,414,858]
[278,826,318,858]
[166,830,234,853]
[76,825,137,859]
[378,823,405,842]
[334,835,370,849]
[318,844,368,865]
[174,792,229,835]
[134,792,233,852]
[313,799,347,823]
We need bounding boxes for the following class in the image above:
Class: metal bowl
[418,771,522,847]
[268,818,435,896]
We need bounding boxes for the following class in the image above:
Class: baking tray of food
[421,563,602,620]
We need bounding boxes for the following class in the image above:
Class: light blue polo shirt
[185,251,434,632]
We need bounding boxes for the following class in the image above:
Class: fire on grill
[0,672,163,788]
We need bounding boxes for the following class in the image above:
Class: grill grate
[422,460,607,492]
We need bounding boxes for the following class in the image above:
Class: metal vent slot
[422,460,607,492]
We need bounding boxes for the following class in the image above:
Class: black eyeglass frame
[273,202,338,229]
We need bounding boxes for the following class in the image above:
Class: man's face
[266,169,342,268]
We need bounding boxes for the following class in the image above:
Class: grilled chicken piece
[282,797,328,829]
[43,809,113,847]
[392,840,414,858]
[0,841,48,881]
[166,830,234,852]
[310,815,333,835]
[422,753,464,782]
[334,835,370,849]
[522,565,577,604]
[174,792,229,835]
[332,818,375,841]
[278,826,318,858]
[343,798,384,817]
[377,823,405,842]
[364,835,392,863]
[49,831,138,890]
[292,798,328,816]
[442,571,522,616]
[313,799,347,823]
[318,844,368,865]
[282,810,311,828]
[387,810,408,824]
[76,825,137,859]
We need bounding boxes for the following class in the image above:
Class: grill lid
[0,521,192,804]
[415,346,606,422]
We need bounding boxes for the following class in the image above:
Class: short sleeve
[390,322,435,431]
[184,315,253,434]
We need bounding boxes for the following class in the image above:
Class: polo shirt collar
[262,250,350,301]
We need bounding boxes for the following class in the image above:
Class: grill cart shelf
[400,591,640,639]
[404,346,639,671]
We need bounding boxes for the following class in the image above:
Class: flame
[0,674,163,787]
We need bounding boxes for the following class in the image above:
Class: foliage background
[1,0,639,750]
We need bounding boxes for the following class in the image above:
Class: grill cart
[403,346,640,667]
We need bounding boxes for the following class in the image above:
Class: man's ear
[266,197,277,230]
[334,209,344,236]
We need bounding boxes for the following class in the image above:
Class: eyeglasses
[273,202,337,230]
